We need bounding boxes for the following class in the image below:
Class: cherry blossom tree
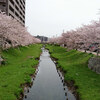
[49,19,100,54]
[0,11,41,49]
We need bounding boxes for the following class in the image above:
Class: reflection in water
[23,48,76,100]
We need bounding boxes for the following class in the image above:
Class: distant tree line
[49,20,100,54]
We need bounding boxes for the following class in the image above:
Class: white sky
[25,0,100,37]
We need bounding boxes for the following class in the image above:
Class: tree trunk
[97,50,99,56]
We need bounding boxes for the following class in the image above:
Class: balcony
[0,0,6,3]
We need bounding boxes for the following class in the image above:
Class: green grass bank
[46,44,100,100]
[0,44,42,100]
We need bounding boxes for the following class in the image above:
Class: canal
[23,48,76,100]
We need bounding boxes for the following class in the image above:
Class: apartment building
[0,0,26,26]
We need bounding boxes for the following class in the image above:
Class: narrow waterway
[23,48,76,100]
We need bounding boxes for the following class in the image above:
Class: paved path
[78,49,100,56]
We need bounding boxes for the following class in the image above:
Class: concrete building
[0,0,25,26]
[35,35,48,43]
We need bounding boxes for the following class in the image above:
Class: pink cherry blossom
[0,12,41,49]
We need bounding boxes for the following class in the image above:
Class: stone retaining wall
[88,57,100,74]
[0,56,3,65]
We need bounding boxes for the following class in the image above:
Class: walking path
[78,49,100,56]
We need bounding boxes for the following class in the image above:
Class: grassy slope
[46,44,100,100]
[0,44,42,100]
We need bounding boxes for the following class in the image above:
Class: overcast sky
[25,0,100,37]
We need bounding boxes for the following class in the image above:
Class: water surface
[23,48,76,100]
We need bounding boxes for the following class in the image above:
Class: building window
[20,5,23,10]
[23,0,25,4]
[20,17,23,21]
[23,20,25,23]
[9,0,14,5]
[9,13,14,18]
[20,11,22,16]
[9,5,14,13]
[16,0,19,5]
[20,0,23,5]
[15,5,19,12]
[15,12,19,17]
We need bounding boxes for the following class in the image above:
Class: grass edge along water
[46,44,100,100]
[0,44,42,100]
